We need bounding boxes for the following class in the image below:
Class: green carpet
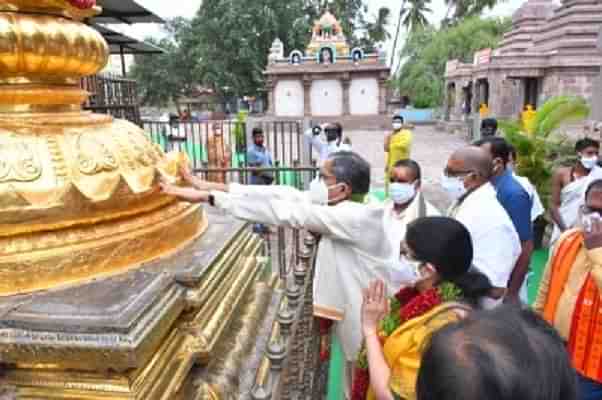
[327,334,345,400]
[528,248,549,305]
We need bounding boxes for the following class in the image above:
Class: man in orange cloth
[535,178,602,400]
[207,122,231,183]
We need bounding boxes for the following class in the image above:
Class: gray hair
[329,151,371,195]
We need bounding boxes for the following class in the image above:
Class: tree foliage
[499,96,591,207]
[130,1,391,106]
[129,18,199,109]
[394,17,511,108]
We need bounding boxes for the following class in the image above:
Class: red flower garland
[68,0,96,9]
[351,287,443,400]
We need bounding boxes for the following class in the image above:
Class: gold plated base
[1,225,268,400]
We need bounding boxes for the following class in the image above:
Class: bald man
[442,146,521,309]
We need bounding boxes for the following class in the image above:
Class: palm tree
[390,4,407,66]
[402,0,431,32]
[443,0,500,25]
[365,7,392,44]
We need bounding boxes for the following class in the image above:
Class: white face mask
[392,122,403,131]
[580,155,598,170]
[309,177,345,205]
[441,173,468,201]
[327,141,340,153]
[309,177,329,205]
[389,182,416,205]
[390,256,421,287]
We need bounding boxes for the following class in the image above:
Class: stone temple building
[264,11,391,129]
[444,0,602,131]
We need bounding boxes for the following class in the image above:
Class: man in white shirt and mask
[384,159,440,287]
[160,151,394,392]
[442,146,521,309]
[305,122,352,166]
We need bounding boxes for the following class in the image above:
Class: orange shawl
[542,230,602,383]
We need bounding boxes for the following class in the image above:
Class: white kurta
[212,184,394,361]
[448,183,521,289]
[304,129,352,166]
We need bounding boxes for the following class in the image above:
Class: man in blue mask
[160,151,396,394]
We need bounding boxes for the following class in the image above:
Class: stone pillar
[378,72,388,115]
[303,76,312,117]
[341,73,351,116]
[266,78,275,116]
[593,27,602,121]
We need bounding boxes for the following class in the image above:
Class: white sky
[116,0,526,68]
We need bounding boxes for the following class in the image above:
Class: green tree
[443,0,500,25]
[129,18,199,110]
[395,17,511,108]
[401,0,432,32]
[192,0,390,97]
[131,1,391,104]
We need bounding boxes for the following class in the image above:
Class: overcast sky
[119,0,526,66]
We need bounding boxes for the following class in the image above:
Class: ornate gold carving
[0,204,207,296]
[0,140,41,183]
[0,13,107,84]
[75,132,119,175]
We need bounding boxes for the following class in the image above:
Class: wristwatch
[208,194,215,207]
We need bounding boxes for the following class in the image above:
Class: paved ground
[346,125,468,211]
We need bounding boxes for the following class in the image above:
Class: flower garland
[351,282,462,400]
[68,0,96,9]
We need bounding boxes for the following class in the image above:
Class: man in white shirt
[305,122,352,166]
[160,151,395,380]
[384,159,440,287]
[442,146,521,308]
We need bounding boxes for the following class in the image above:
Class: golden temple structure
[0,1,320,399]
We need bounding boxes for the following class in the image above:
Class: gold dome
[0,2,206,296]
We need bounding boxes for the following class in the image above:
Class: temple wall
[349,78,379,115]
[541,70,597,104]
[275,80,304,117]
[489,72,523,120]
[310,79,343,116]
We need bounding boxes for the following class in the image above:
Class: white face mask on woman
[389,182,417,205]
[392,122,403,131]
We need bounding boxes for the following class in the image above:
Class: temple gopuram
[0,1,317,399]
[444,0,602,132]
[264,11,391,129]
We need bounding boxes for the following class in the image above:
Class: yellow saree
[367,303,468,400]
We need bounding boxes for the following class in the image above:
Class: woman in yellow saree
[355,217,494,400]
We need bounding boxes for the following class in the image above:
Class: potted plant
[499,96,590,248]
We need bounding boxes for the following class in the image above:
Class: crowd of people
[159,116,602,400]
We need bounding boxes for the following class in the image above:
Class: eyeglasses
[581,205,602,215]
[443,168,474,178]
